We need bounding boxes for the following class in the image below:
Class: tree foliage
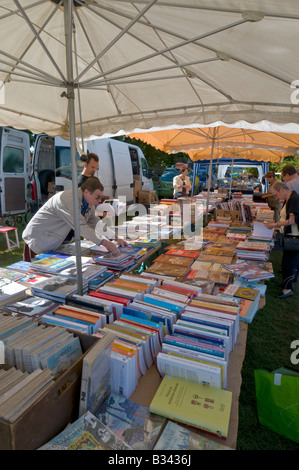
[115,135,192,174]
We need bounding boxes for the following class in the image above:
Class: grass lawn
[0,220,298,450]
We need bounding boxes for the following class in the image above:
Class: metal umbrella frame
[1,1,299,292]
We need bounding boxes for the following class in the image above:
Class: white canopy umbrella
[1,0,299,292]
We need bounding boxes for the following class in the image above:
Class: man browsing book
[23,177,125,261]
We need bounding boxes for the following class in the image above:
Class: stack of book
[29,253,76,274]
[3,295,60,318]
[221,284,261,324]
[0,315,82,376]
[0,367,55,424]
[255,207,275,223]
[0,277,28,307]
[93,252,135,271]
[234,240,271,261]
[223,261,274,282]
[56,239,96,255]
[0,267,25,282]
[66,293,117,324]
[185,260,232,284]
[30,255,75,275]
[30,275,88,302]
[41,304,109,334]
[58,257,107,282]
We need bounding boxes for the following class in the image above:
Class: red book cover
[88,291,130,305]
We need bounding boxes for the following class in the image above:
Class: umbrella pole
[205,128,217,224]
[228,153,236,200]
[64,0,83,295]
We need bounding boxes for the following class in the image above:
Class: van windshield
[55,146,81,178]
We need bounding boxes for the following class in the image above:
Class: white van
[0,127,31,220]
[31,135,154,211]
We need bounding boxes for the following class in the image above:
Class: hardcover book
[96,393,166,450]
[154,420,233,450]
[38,411,132,450]
[149,375,232,439]
[79,331,116,416]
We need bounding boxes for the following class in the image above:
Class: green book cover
[149,375,232,439]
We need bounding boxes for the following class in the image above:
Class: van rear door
[31,134,55,208]
[0,127,30,217]
[109,139,134,203]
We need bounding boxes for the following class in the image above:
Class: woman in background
[266,181,299,299]
[173,167,191,198]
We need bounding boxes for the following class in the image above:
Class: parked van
[0,127,31,221]
[31,135,154,212]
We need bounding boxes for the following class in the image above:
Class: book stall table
[130,321,248,450]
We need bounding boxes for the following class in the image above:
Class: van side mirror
[147,169,153,178]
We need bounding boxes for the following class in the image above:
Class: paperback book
[149,375,232,439]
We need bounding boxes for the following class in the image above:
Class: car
[157,168,180,198]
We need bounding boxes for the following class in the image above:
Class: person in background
[281,164,299,195]
[78,153,99,187]
[261,171,281,222]
[22,177,125,261]
[173,166,191,198]
[266,181,299,299]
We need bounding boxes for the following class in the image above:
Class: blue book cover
[7,261,32,273]
[120,312,163,332]
[41,336,82,376]
[179,314,231,336]
[163,336,225,359]
[171,331,226,349]
[123,306,172,333]
[142,294,182,315]
[41,313,91,333]
[96,393,166,450]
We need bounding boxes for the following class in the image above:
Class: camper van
[31,134,154,212]
[0,127,31,221]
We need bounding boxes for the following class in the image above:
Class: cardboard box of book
[138,190,158,204]
[215,209,241,222]
[0,331,98,451]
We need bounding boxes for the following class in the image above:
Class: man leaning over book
[22,177,126,261]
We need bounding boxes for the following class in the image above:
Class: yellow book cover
[149,375,232,439]
[190,299,239,314]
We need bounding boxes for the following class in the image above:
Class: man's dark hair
[281,165,297,177]
[80,152,99,164]
[81,176,104,193]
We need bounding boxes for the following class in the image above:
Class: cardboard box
[215,209,241,222]
[0,332,98,450]
[138,190,159,204]
[133,178,142,198]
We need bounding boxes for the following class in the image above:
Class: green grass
[0,222,298,450]
[237,249,299,450]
